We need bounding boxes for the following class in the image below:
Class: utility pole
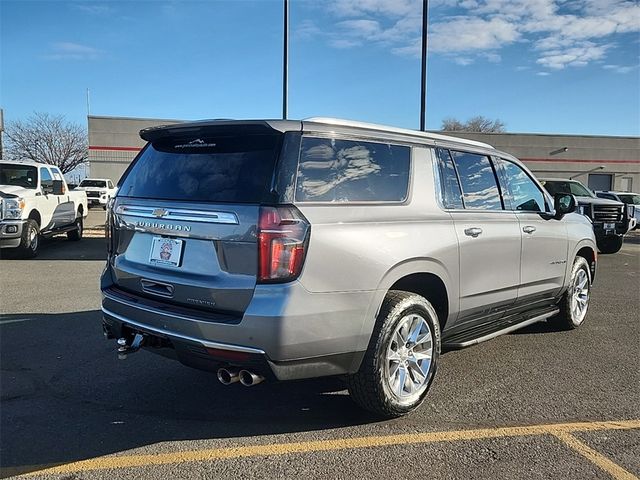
[419,0,429,131]
[282,0,289,120]
[0,108,4,159]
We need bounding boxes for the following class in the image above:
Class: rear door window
[450,151,503,210]
[118,133,282,203]
[295,137,410,203]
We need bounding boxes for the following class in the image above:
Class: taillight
[258,205,310,283]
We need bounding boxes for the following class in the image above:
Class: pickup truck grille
[87,191,100,198]
[592,204,624,223]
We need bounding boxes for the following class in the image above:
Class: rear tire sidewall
[376,302,440,411]
[67,216,83,241]
[348,291,441,417]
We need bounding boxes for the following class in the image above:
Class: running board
[41,224,79,238]
[444,308,559,349]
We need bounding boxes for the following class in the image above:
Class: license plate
[149,237,183,267]
[603,222,615,230]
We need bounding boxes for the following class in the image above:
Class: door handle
[523,226,537,234]
[464,227,483,238]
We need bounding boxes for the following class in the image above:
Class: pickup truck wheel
[549,257,591,330]
[67,216,83,241]
[17,219,40,259]
[346,290,440,417]
[596,235,623,254]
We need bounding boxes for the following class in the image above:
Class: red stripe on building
[89,145,142,152]
[521,157,639,164]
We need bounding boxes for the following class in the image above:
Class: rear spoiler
[140,120,300,142]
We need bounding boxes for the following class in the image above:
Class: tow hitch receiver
[117,333,144,360]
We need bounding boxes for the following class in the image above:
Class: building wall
[88,116,182,182]
[88,116,640,192]
[444,131,640,192]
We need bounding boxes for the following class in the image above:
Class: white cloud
[536,42,610,69]
[44,42,102,61]
[304,0,640,71]
[71,3,113,15]
[429,16,520,53]
[603,64,638,73]
[536,71,551,76]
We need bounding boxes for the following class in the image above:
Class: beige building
[88,115,640,192]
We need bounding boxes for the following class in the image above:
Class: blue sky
[1,0,639,136]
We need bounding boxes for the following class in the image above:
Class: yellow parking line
[552,431,638,480]
[5,419,639,477]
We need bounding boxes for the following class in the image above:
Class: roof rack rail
[303,117,494,149]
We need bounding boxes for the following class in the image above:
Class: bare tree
[441,116,506,133]
[5,112,88,174]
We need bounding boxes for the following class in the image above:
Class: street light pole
[419,0,429,131]
[282,0,289,120]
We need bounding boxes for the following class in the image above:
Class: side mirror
[52,180,65,195]
[554,193,576,219]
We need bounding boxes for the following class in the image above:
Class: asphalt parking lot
[1,215,638,480]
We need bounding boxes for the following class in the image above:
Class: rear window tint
[118,134,281,203]
[295,137,410,203]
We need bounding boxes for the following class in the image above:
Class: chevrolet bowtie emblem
[152,208,169,218]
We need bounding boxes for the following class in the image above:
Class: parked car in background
[595,191,639,229]
[539,178,633,254]
[0,160,88,258]
[76,178,117,209]
[101,117,597,417]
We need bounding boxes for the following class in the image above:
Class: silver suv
[101,118,597,417]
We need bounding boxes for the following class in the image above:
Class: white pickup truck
[76,178,117,209]
[0,160,88,258]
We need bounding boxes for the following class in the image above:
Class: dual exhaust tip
[217,367,264,387]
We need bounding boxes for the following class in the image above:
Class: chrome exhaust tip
[239,369,264,387]
[217,367,240,385]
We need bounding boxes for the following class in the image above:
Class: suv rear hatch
[107,122,298,320]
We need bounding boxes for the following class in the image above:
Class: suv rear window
[295,137,410,203]
[118,134,281,203]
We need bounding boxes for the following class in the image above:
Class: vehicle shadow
[509,319,560,335]
[0,236,106,261]
[0,311,380,477]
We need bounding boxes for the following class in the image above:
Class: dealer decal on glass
[149,237,184,267]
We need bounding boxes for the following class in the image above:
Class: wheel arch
[571,240,597,285]
[355,258,457,356]
[27,209,41,227]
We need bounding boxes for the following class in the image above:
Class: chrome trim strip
[115,205,239,225]
[102,306,266,355]
[447,309,559,348]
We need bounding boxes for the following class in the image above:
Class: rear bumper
[101,282,372,380]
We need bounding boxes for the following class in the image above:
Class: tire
[596,235,623,254]
[549,256,591,330]
[346,290,441,417]
[67,216,83,241]
[16,219,40,259]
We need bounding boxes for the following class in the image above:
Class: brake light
[258,206,310,283]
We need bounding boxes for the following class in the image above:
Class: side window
[295,137,410,203]
[51,168,63,181]
[497,160,547,212]
[450,151,503,210]
[40,168,53,190]
[435,148,463,209]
